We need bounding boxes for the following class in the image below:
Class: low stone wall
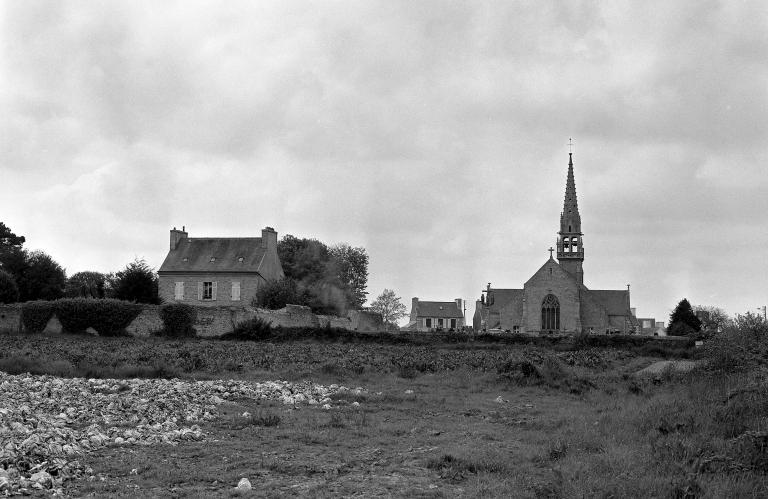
[0,303,389,337]
[0,305,22,333]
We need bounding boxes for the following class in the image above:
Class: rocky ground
[0,372,365,496]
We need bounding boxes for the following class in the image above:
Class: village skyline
[2,1,767,324]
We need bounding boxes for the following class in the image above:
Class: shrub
[0,270,19,303]
[158,303,197,337]
[21,301,55,333]
[221,317,273,341]
[252,277,304,310]
[704,312,768,373]
[54,298,142,336]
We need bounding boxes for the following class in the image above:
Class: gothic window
[541,294,560,331]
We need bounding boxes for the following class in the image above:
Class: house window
[450,319,457,329]
[232,282,241,301]
[513,326,520,333]
[174,282,184,300]
[198,281,217,301]
[425,318,432,328]
[541,294,560,331]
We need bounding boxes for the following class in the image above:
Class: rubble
[0,371,359,495]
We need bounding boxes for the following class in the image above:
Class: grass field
[1,332,767,498]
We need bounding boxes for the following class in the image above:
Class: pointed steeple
[557,150,584,284]
[561,153,581,234]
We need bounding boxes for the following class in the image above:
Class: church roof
[415,301,464,319]
[159,237,266,273]
[484,289,523,314]
[589,290,630,316]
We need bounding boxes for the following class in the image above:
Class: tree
[0,270,19,303]
[329,243,369,308]
[0,222,25,251]
[65,271,107,298]
[369,289,408,326]
[19,250,66,301]
[0,222,26,285]
[110,258,160,304]
[276,235,370,315]
[668,298,702,337]
[692,305,730,332]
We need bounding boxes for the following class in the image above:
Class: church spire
[557,148,584,284]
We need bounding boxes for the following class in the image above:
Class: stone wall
[0,303,388,337]
[0,305,21,333]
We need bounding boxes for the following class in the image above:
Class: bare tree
[369,289,408,326]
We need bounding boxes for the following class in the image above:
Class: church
[473,151,638,335]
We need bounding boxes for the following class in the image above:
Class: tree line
[0,222,160,304]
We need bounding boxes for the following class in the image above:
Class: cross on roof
[568,138,574,153]
[548,247,554,258]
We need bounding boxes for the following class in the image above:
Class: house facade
[404,298,465,331]
[158,226,284,307]
[473,152,638,335]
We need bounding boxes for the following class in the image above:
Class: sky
[1,0,767,325]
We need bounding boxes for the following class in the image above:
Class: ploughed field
[0,334,766,498]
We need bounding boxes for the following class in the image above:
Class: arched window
[541,294,560,331]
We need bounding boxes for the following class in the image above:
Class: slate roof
[589,290,630,316]
[158,238,266,273]
[415,301,464,319]
[483,289,523,314]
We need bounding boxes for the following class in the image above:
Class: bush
[20,301,55,333]
[252,277,304,310]
[0,270,19,303]
[158,303,197,337]
[221,317,273,341]
[704,312,768,373]
[54,298,143,336]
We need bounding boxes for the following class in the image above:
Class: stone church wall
[579,291,610,333]
[523,262,583,333]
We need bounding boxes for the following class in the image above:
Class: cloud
[1,0,766,322]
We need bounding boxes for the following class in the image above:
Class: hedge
[21,301,56,334]
[158,303,197,338]
[54,298,143,336]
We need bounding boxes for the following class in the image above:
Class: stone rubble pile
[0,372,362,495]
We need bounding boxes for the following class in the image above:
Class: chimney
[455,298,462,313]
[170,226,188,251]
[630,307,636,316]
[261,226,277,251]
[412,297,418,313]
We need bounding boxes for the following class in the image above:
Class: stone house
[405,298,465,331]
[158,226,284,307]
[473,152,638,335]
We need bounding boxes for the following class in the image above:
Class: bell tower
[557,150,584,284]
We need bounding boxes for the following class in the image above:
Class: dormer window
[210,257,216,262]
[238,257,244,262]
[182,257,188,262]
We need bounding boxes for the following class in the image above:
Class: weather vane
[568,138,574,153]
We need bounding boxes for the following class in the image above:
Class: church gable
[523,259,582,333]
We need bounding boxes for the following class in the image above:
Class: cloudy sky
[2,0,766,324]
